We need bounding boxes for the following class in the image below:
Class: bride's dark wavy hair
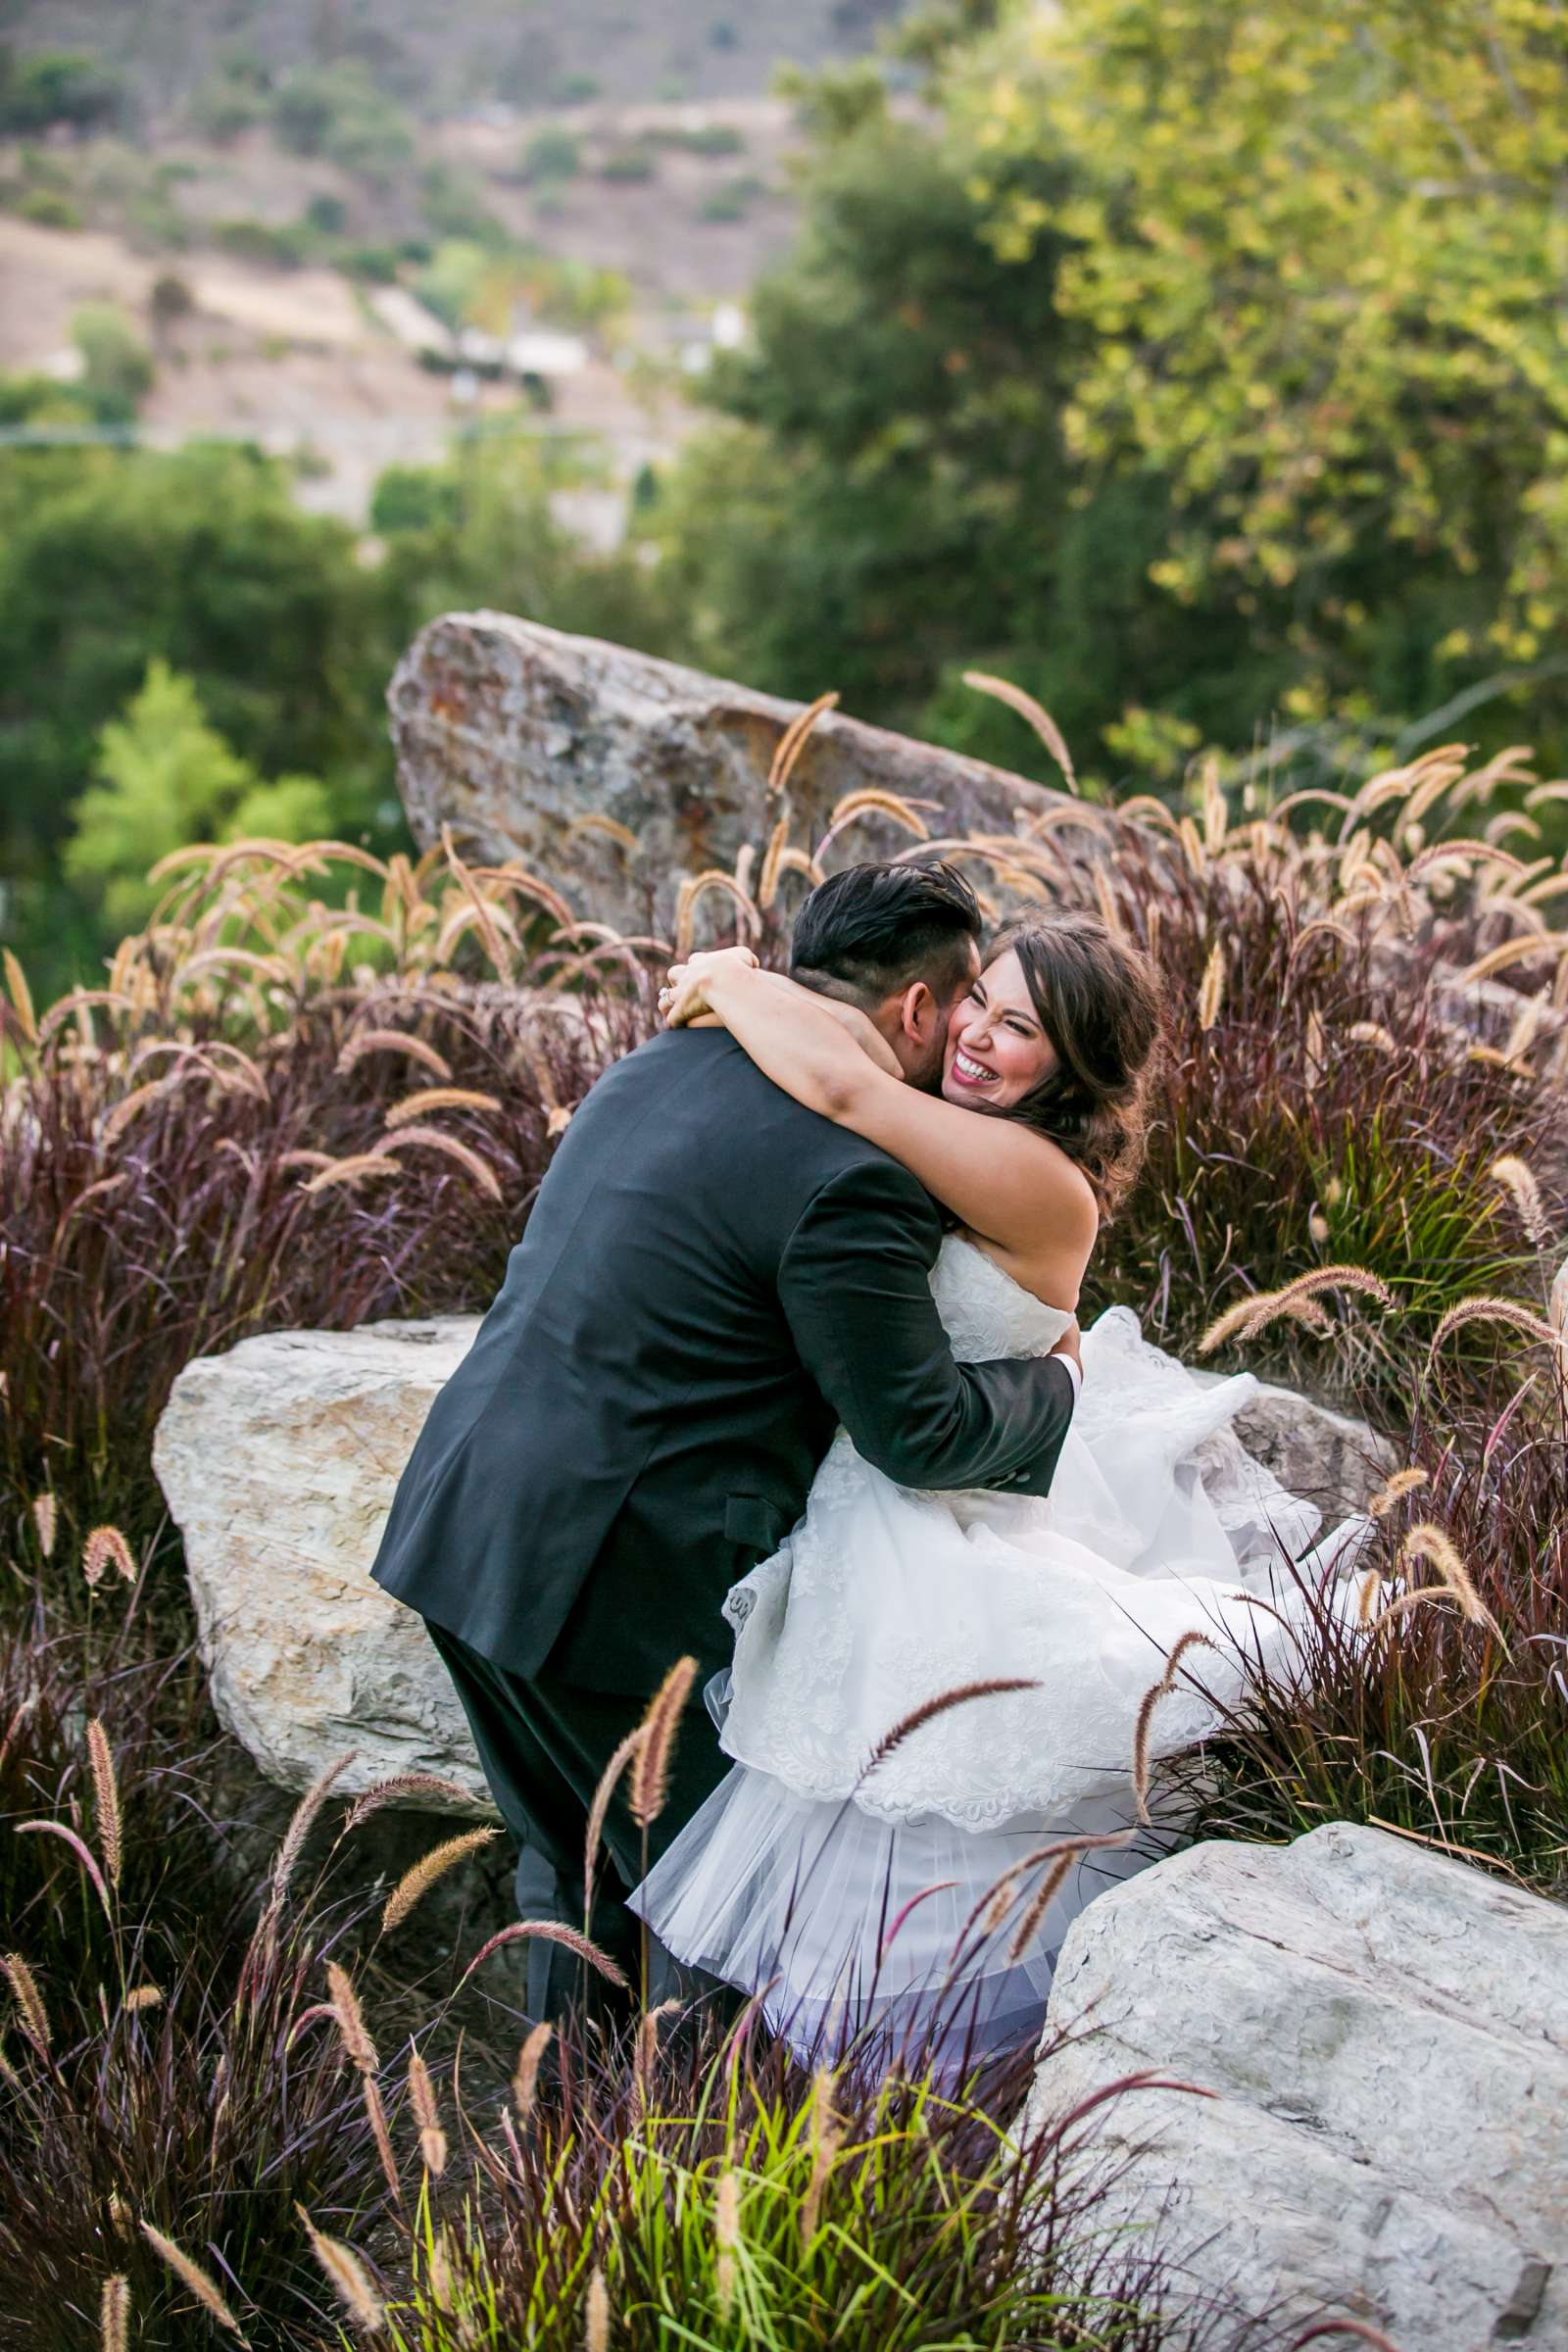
[978,910,1165,1219]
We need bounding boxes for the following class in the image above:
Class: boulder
[154,1317,1393,1813]
[388,611,1076,938]
[1197,1369,1397,1510]
[154,1318,493,1815]
[1023,1822,1568,2346]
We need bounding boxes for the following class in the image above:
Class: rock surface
[1192,1366,1397,1509]
[154,1317,493,1815]
[388,611,1076,937]
[154,1315,1393,1812]
[1024,1822,1568,2346]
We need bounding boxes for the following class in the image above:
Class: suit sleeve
[776,1158,1076,1497]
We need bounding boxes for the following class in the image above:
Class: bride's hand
[660,945,760,1026]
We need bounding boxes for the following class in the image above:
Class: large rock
[154,1318,493,1815]
[1024,1823,1568,2346]
[154,1318,1392,1813]
[388,612,1075,938]
[1194,1367,1397,1507]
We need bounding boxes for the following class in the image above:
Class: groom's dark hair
[789,859,983,1008]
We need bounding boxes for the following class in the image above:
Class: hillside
[1,0,906,120]
[0,1,912,518]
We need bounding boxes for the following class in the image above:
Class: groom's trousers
[425,1620,730,2023]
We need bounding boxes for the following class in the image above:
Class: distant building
[711,302,747,351]
[457,325,507,369]
[505,329,590,378]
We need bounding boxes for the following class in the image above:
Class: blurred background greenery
[2,0,1565,996]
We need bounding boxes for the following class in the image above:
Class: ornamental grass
[1,692,1566,2340]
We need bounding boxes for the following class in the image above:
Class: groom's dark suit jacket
[370,1025,1077,1698]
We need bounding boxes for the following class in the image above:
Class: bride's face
[942,949,1057,1109]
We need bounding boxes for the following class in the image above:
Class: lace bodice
[928,1235,1074,1363]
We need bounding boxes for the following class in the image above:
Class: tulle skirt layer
[629,1300,1378,2066]
[629,1760,1171,2068]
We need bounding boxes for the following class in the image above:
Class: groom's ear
[898,980,941,1044]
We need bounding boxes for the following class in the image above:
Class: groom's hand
[1050,1320,1083,1380]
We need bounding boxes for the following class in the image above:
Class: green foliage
[69,302,154,419]
[63,661,330,932]
[16,186,82,229]
[0,370,99,430]
[0,443,390,991]
[653,112,1112,751]
[371,436,678,658]
[956,0,1568,758]
[656,120,748,156]
[0,44,123,135]
[599,143,659,183]
[187,66,269,143]
[420,161,512,249]
[148,270,194,332]
[699,172,767,221]
[416,238,630,339]
[415,236,498,332]
[270,61,415,181]
[519,126,582,184]
[387,2052,1158,2351]
[212,215,309,268]
[660,1,1568,778]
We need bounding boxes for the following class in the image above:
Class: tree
[958,0,1568,747]
[65,662,333,934]
[70,304,154,421]
[651,99,1235,773]
[270,63,414,183]
[0,444,390,989]
[0,46,124,135]
[652,0,1568,783]
[371,435,678,663]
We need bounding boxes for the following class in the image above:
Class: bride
[628,910,1372,2063]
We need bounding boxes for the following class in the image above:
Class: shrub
[0,47,123,136]
[0,1734,413,2343]
[381,2024,1179,2352]
[188,70,268,143]
[0,1642,1192,2349]
[0,839,654,1549]
[420,163,512,250]
[148,271,194,333]
[271,64,414,182]
[599,144,658,184]
[213,215,308,269]
[519,127,581,184]
[69,302,153,418]
[699,173,767,222]
[1166,1356,1568,1894]
[305,190,348,237]
[1076,794,1568,1400]
[16,186,82,230]
[675,122,747,156]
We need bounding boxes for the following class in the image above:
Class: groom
[370,858,1081,2013]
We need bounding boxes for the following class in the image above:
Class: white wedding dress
[629,1236,1374,2063]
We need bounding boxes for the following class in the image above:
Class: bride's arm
[683,968,904,1078]
[668,950,1098,1298]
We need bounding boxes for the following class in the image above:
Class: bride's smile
[942,948,1058,1108]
